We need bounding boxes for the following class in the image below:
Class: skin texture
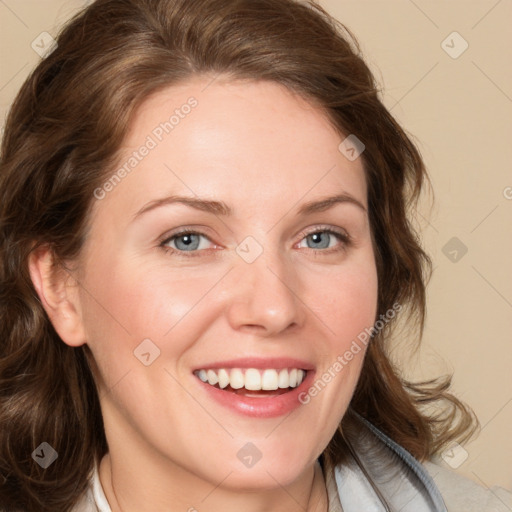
[30,77,378,512]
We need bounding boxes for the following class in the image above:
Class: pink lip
[192,357,315,372]
[193,366,316,419]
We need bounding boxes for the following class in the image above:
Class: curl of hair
[0,0,478,510]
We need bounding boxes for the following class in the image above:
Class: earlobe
[28,245,87,347]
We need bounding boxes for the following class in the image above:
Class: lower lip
[194,370,316,418]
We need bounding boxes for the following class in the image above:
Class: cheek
[291,256,378,455]
[308,257,378,344]
[78,255,224,378]
[302,253,378,394]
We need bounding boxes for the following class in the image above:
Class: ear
[28,245,87,347]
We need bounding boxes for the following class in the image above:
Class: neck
[99,451,328,512]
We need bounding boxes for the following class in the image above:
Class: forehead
[92,77,367,223]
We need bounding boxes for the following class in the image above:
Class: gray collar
[322,412,447,512]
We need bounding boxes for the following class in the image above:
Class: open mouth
[193,367,307,397]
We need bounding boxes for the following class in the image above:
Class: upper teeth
[195,368,306,390]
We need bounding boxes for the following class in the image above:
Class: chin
[222,464,309,492]
[229,444,317,490]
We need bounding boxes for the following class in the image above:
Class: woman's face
[75,78,378,489]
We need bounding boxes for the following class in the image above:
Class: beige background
[1,0,511,491]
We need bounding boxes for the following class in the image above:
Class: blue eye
[161,231,213,254]
[299,230,345,250]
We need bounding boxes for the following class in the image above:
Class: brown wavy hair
[0,0,477,510]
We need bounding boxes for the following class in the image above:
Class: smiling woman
[0,1,510,512]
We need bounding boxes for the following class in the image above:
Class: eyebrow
[298,193,366,215]
[133,192,366,220]
[133,195,232,219]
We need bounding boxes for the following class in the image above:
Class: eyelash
[158,226,352,258]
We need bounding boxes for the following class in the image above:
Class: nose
[224,246,306,337]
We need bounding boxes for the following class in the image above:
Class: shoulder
[335,413,511,512]
[423,461,512,512]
